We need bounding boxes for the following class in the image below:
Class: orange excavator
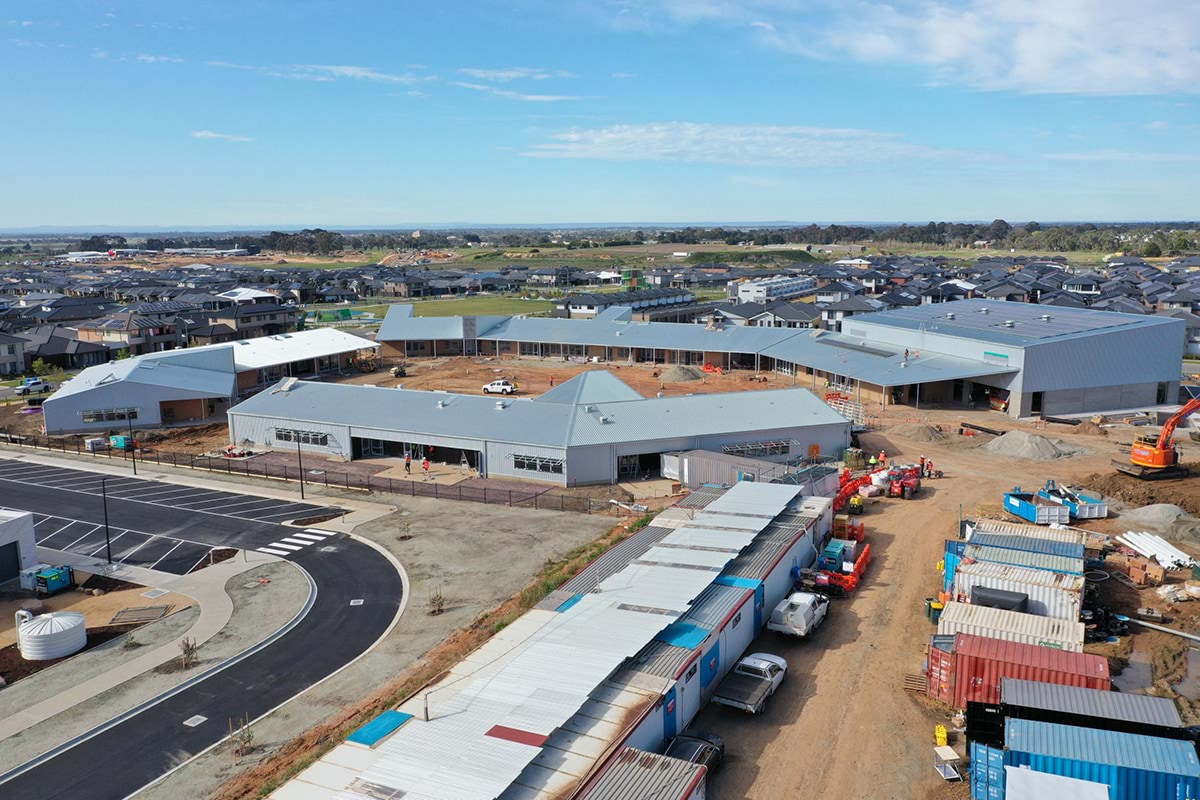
[1114,396,1200,479]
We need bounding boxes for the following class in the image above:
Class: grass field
[309,295,554,319]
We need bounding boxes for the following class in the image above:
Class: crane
[1114,396,1200,479]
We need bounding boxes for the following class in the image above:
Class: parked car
[482,379,517,395]
[663,731,725,771]
[767,591,829,638]
[710,653,788,714]
[15,379,52,396]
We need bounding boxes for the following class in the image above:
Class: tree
[1023,221,1040,233]
[31,358,51,377]
[115,348,131,360]
[1142,241,1163,258]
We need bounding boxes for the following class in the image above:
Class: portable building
[936,603,1085,652]
[970,718,1200,800]
[944,540,1084,591]
[576,747,706,800]
[927,634,1108,707]
[969,678,1187,746]
[965,530,1085,560]
[964,518,1088,545]
[951,562,1083,621]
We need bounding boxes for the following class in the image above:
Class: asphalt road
[0,471,403,800]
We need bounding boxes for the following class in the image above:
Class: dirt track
[700,407,1194,800]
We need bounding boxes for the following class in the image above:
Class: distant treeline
[58,220,1200,258]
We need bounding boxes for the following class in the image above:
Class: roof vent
[1004,320,1015,328]
[436,399,446,408]
[946,312,955,320]
[495,400,506,410]
[1041,314,1051,321]
[598,415,611,424]
[900,361,907,368]
[979,307,989,314]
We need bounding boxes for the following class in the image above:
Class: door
[1030,392,1044,415]
[0,541,19,583]
[662,686,677,740]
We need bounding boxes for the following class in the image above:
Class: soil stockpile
[1083,472,1200,517]
[982,430,1083,460]
[887,423,947,443]
[1072,420,1108,436]
[1120,503,1187,530]
[659,365,704,382]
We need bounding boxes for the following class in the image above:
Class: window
[685,664,697,683]
[512,454,564,474]
[731,611,742,628]
[82,407,138,424]
[274,428,328,446]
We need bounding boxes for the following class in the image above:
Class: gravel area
[137,496,615,800]
[0,561,309,773]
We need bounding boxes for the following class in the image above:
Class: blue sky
[3,0,1199,227]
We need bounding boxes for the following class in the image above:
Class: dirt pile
[982,430,1083,460]
[1082,472,1200,516]
[887,423,947,443]
[658,365,704,383]
[1120,503,1187,531]
[1072,420,1109,436]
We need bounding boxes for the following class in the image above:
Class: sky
[2,0,1199,228]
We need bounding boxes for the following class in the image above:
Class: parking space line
[38,519,77,541]
[257,547,292,556]
[242,506,311,520]
[117,534,152,563]
[106,485,203,499]
[62,525,103,550]
[169,495,238,508]
[88,531,128,557]
[149,541,184,570]
[211,498,282,511]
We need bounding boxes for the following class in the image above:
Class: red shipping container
[927,633,1110,708]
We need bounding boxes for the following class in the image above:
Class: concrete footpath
[0,550,277,742]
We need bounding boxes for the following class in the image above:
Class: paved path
[0,455,405,800]
[0,552,275,741]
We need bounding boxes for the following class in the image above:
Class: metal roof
[852,298,1182,347]
[622,639,696,679]
[175,328,377,370]
[953,634,1108,679]
[676,487,728,509]
[1005,718,1200,776]
[534,370,645,405]
[967,532,1085,560]
[228,380,849,450]
[953,561,1084,593]
[557,526,674,596]
[938,603,1085,648]
[966,519,1088,545]
[681,583,754,629]
[46,347,237,403]
[575,748,705,800]
[962,544,1084,575]
[1002,678,1183,728]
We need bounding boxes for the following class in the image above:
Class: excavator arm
[1158,396,1200,450]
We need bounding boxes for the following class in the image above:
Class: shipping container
[937,603,1084,652]
[944,543,1084,592]
[966,530,1086,560]
[999,678,1188,741]
[964,518,1089,547]
[927,634,1108,708]
[1001,718,1200,800]
[951,562,1083,622]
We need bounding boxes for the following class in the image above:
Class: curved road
[0,475,403,800]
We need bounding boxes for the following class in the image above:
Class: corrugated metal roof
[576,748,705,800]
[1006,718,1200,776]
[228,380,848,450]
[623,639,696,679]
[953,561,1085,592]
[676,487,727,509]
[704,483,804,516]
[967,531,1085,559]
[534,371,644,405]
[967,518,1089,544]
[963,544,1084,575]
[46,349,237,403]
[953,634,1108,679]
[557,525,674,596]
[681,583,753,629]
[1002,678,1183,728]
[937,602,1084,647]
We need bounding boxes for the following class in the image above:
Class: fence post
[508,490,512,507]
[345,473,350,489]
[534,493,538,510]
[283,466,289,481]
[560,496,564,512]
[434,484,438,498]
[324,472,329,487]
[410,480,415,497]
[75,440,80,454]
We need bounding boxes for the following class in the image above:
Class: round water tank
[18,611,87,661]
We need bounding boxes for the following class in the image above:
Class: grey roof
[534,370,644,405]
[228,378,849,449]
[1002,678,1183,728]
[580,748,705,800]
[855,298,1179,347]
[962,544,1083,575]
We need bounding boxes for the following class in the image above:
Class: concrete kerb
[134,531,411,799]
[0,560,318,788]
[0,447,397,527]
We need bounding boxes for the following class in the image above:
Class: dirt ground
[699,404,1200,800]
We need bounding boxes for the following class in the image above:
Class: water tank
[17,611,87,660]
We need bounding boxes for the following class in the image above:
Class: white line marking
[256,547,292,556]
[278,537,311,546]
[246,508,311,521]
[149,541,184,570]
[265,541,302,551]
[88,531,128,557]
[117,534,153,563]
[213,498,282,510]
[291,533,325,542]
[38,520,77,540]
[182,715,207,727]
[304,529,334,536]
[61,524,103,550]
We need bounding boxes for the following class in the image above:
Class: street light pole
[101,477,112,564]
[296,438,305,500]
[126,413,137,475]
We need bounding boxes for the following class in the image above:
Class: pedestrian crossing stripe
[266,541,302,551]
[257,547,291,556]
[304,529,335,536]
[279,537,312,546]
[291,532,326,542]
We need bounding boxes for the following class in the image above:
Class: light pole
[101,477,112,564]
[296,438,305,500]
[126,413,137,475]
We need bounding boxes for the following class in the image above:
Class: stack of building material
[1116,531,1197,570]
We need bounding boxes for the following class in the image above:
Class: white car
[482,379,517,395]
[14,379,52,396]
[733,653,788,696]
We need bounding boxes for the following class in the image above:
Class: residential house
[746,301,822,329]
[0,332,24,376]
[16,326,111,371]
[814,281,862,305]
[1062,272,1103,298]
[821,295,886,332]
[1160,309,1200,357]
[76,313,178,356]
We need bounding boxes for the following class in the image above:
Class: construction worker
[422,457,431,479]
[919,455,926,474]
[549,375,555,388]
[404,453,411,475]
[926,459,935,478]
[868,454,878,468]
[878,449,887,466]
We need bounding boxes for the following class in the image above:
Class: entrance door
[1030,392,1044,415]
[0,541,19,583]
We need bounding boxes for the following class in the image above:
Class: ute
[710,653,788,715]
[482,379,517,395]
[767,591,829,638]
[1114,396,1200,479]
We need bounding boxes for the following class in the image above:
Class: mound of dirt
[887,423,947,443]
[1072,420,1109,436]
[1120,503,1188,530]
[1082,472,1200,517]
[659,365,704,383]
[982,430,1083,460]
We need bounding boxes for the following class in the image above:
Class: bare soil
[0,623,142,684]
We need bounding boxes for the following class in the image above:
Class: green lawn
[308,295,554,320]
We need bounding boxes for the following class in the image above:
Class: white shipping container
[936,602,1084,652]
[951,561,1083,622]
[965,519,1086,546]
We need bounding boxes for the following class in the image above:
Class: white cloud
[459,67,575,81]
[91,48,107,59]
[523,122,967,165]
[611,72,637,79]
[135,54,183,63]
[191,130,254,143]
[1043,149,1200,162]
[454,82,579,102]
[207,61,424,84]
[607,1,1200,95]
[1143,120,1172,131]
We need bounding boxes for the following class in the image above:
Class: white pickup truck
[767,591,829,638]
[710,653,788,714]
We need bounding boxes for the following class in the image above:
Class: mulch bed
[0,623,141,685]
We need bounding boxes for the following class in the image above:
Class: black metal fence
[0,433,613,515]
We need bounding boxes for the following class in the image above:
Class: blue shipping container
[1004,718,1200,800]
